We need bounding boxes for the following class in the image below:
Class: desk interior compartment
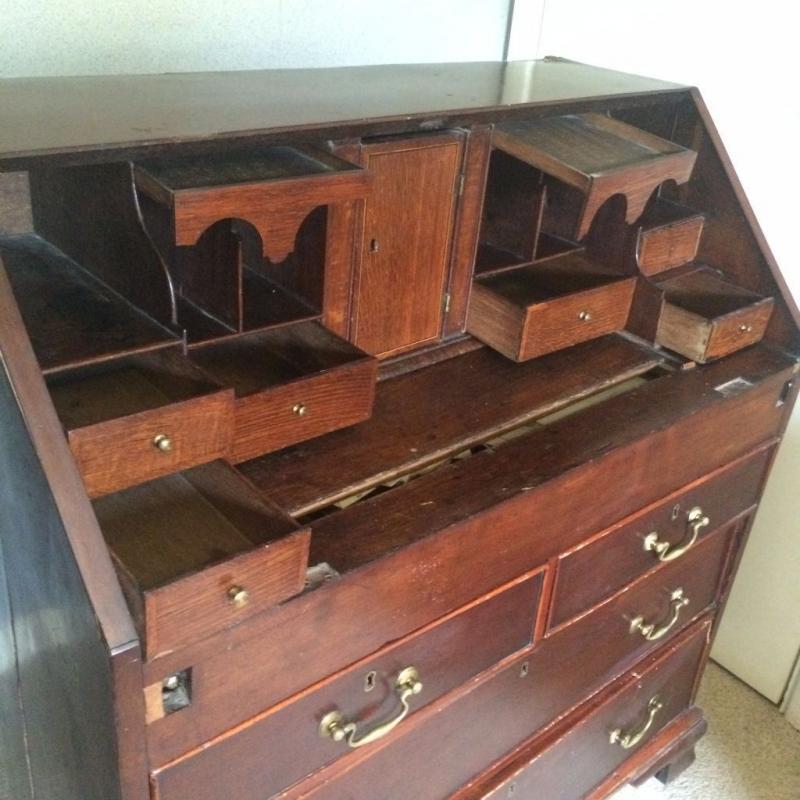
[134,147,371,343]
[467,252,636,361]
[634,197,705,275]
[654,266,774,363]
[491,113,697,241]
[188,320,377,462]
[93,459,311,660]
[47,347,234,497]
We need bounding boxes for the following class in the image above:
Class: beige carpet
[613,662,800,800]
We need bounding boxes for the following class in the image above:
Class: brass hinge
[456,173,465,197]
[443,292,452,314]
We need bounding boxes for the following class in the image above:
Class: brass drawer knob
[643,506,709,562]
[227,586,250,608]
[629,588,689,641]
[153,434,173,452]
[739,323,753,333]
[292,402,307,417]
[578,310,592,322]
[609,696,663,749]
[319,666,422,748]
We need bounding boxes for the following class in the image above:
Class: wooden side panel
[0,360,122,800]
[353,136,461,356]
[0,541,34,800]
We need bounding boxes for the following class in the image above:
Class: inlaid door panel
[353,134,462,357]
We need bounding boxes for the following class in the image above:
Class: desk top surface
[0,59,686,168]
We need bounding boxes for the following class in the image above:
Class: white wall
[0,0,510,78]
[515,0,800,707]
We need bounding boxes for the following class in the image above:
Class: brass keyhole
[369,238,380,253]
[364,670,377,692]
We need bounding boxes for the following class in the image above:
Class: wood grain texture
[29,163,177,326]
[151,572,542,800]
[636,199,704,275]
[352,134,462,357]
[453,623,711,800]
[444,125,492,336]
[135,147,371,263]
[655,266,775,362]
[549,445,772,629]
[187,321,377,462]
[468,252,636,361]
[93,460,310,659]
[493,113,697,239]
[1,234,179,374]
[275,618,711,800]
[143,347,793,765]
[238,335,663,516]
[48,349,235,497]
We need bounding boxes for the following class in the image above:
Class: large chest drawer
[464,622,712,800]
[549,445,771,630]
[273,621,712,800]
[151,571,542,800]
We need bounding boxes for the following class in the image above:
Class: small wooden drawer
[634,198,705,275]
[549,447,771,630]
[470,621,711,800]
[134,145,371,261]
[47,348,234,497]
[150,571,542,800]
[93,460,310,659]
[188,321,377,462]
[467,253,636,361]
[655,267,774,363]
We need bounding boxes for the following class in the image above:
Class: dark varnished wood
[93,460,310,659]
[0,60,688,168]
[151,571,542,800]
[142,347,792,765]
[454,623,711,800]
[1,234,179,374]
[238,335,663,516]
[493,113,697,239]
[549,446,772,629]
[277,617,712,800]
[635,197,705,275]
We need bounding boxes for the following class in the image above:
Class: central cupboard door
[352,134,463,357]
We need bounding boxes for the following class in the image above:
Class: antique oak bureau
[0,59,798,800]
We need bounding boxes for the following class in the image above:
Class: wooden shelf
[492,113,697,239]
[0,234,178,374]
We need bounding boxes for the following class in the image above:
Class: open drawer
[467,252,636,361]
[47,347,234,497]
[633,197,705,275]
[654,267,774,363]
[492,113,697,240]
[93,460,310,659]
[188,321,377,462]
[134,145,370,258]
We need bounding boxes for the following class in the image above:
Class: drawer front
[69,390,234,498]
[231,359,377,462]
[637,216,703,275]
[151,571,543,800]
[706,300,775,362]
[521,277,636,360]
[275,620,711,800]
[141,528,310,660]
[478,622,711,800]
[549,446,771,630]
